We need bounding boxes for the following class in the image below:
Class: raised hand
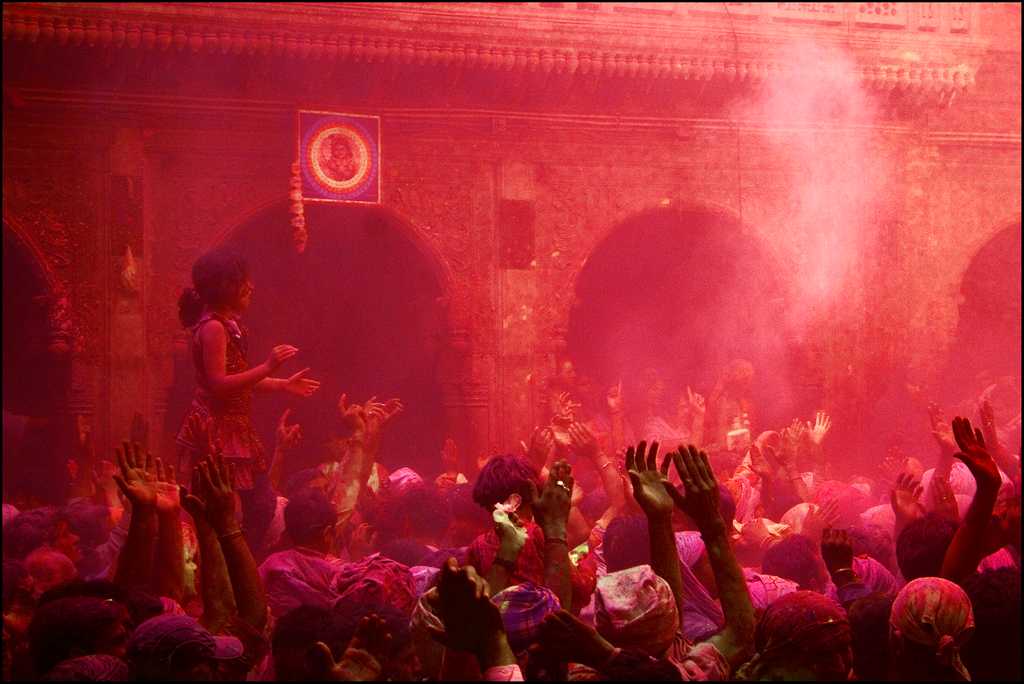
[802,499,839,542]
[283,368,321,398]
[747,444,775,479]
[526,426,557,468]
[930,476,960,522]
[276,409,303,452]
[337,393,367,434]
[153,457,180,514]
[266,344,299,372]
[112,441,158,508]
[307,614,391,681]
[606,381,624,415]
[669,445,722,530]
[625,441,676,519]
[686,386,706,416]
[533,460,574,540]
[928,403,957,453]
[806,411,832,446]
[553,392,581,424]
[427,558,505,655]
[197,452,238,535]
[890,472,925,522]
[951,416,1001,492]
[820,527,854,576]
[568,421,599,461]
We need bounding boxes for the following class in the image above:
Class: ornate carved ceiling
[3,2,993,112]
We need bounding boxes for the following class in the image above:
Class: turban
[889,577,975,681]
[594,565,679,656]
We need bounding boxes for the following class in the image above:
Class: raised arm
[533,461,575,610]
[269,409,303,493]
[891,472,927,539]
[152,458,186,603]
[112,442,159,592]
[182,469,237,632]
[486,509,527,595]
[941,417,1003,583]
[669,446,755,668]
[979,399,1020,485]
[625,441,686,620]
[198,451,268,632]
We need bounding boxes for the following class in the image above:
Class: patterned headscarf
[594,565,679,656]
[387,467,425,497]
[736,590,851,681]
[889,577,975,681]
[491,583,561,653]
[743,569,800,613]
[853,555,900,598]
[331,554,417,617]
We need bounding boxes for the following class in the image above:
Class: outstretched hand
[890,472,925,523]
[427,558,505,656]
[820,527,854,576]
[951,416,1001,492]
[669,445,723,530]
[306,614,391,682]
[276,409,303,452]
[283,367,321,398]
[112,442,158,509]
[806,411,832,446]
[625,441,676,519]
[533,460,574,540]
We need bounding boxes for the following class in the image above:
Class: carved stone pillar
[439,328,493,476]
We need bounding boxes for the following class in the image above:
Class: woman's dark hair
[471,454,539,511]
[895,513,957,582]
[848,593,894,682]
[38,580,162,629]
[178,248,249,327]
[604,515,651,573]
[29,597,126,676]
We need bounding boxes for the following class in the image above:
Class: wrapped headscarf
[594,565,679,656]
[387,467,425,498]
[743,569,800,613]
[889,577,975,681]
[331,554,417,617]
[860,503,896,532]
[780,503,818,536]
[491,583,561,653]
[736,590,851,681]
[853,555,900,598]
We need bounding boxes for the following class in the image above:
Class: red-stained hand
[952,416,1001,493]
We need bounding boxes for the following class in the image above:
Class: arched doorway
[566,206,798,434]
[166,202,448,477]
[945,222,1022,413]
[3,223,71,504]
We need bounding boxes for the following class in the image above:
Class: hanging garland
[289,159,308,253]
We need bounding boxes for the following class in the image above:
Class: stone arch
[946,218,1022,395]
[564,200,801,431]
[166,199,456,475]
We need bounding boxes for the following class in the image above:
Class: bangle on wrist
[544,536,568,546]
[218,528,244,542]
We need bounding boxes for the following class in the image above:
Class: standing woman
[176,248,320,536]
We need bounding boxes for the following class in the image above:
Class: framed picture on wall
[298,110,381,204]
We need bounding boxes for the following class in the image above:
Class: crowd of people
[2,247,1020,681]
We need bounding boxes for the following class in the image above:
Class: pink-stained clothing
[258,546,346,618]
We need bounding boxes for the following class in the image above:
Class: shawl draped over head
[331,554,417,617]
[490,582,561,653]
[889,577,975,681]
[736,590,851,681]
[594,565,679,657]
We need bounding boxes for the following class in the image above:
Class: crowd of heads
[3,348,1021,681]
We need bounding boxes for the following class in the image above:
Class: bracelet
[831,567,857,580]
[218,529,244,542]
[599,460,616,471]
[544,537,568,546]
